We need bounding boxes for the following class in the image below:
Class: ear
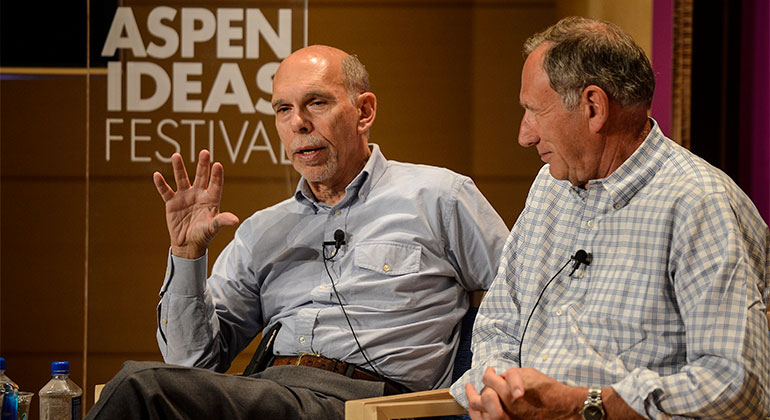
[581,85,609,133]
[356,92,377,135]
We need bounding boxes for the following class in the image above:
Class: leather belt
[270,354,410,395]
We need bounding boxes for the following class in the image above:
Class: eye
[275,105,290,114]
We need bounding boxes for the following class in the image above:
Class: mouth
[293,144,327,163]
[296,146,324,155]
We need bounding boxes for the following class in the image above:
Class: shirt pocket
[354,241,421,275]
[570,269,660,361]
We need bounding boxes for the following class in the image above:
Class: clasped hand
[153,150,239,259]
[465,367,580,420]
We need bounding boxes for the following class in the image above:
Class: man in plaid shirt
[451,17,770,420]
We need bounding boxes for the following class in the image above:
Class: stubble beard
[297,158,337,183]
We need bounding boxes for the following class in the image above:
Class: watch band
[586,388,601,404]
[580,387,605,420]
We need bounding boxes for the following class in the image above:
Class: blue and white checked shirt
[156,144,509,392]
[451,121,770,418]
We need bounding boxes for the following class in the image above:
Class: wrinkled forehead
[272,52,345,99]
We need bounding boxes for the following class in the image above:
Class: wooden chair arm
[345,388,466,420]
[95,384,105,402]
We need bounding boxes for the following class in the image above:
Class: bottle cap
[0,357,4,370]
[51,361,70,375]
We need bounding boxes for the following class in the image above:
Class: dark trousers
[86,361,387,420]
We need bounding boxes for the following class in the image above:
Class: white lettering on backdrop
[101,6,295,165]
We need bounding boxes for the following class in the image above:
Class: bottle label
[1,390,18,420]
[71,396,82,420]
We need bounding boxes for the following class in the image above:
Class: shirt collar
[293,143,387,210]
[584,118,669,209]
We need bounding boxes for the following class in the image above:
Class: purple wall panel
[739,0,770,222]
[651,0,673,137]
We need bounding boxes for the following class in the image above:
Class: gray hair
[523,16,655,110]
[341,54,370,101]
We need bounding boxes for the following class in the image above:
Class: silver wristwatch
[579,388,605,420]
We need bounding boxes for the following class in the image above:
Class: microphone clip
[323,229,346,260]
[569,249,593,276]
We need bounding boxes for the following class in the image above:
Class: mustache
[290,136,326,153]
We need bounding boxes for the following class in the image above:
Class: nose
[518,112,539,147]
[290,110,312,134]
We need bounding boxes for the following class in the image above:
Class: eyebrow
[272,91,335,109]
[304,91,335,102]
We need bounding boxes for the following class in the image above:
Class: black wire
[322,245,385,380]
[517,257,573,367]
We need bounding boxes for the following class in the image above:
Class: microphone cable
[517,250,592,367]
[322,234,385,381]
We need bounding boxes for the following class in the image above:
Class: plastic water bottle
[39,361,82,420]
[0,359,19,391]
[0,358,19,420]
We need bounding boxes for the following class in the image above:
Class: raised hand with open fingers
[152,150,239,259]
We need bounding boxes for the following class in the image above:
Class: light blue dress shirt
[157,144,509,391]
[451,121,770,418]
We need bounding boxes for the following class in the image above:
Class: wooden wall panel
[1,76,87,414]
[1,181,86,352]
[0,78,86,177]
[556,0,652,58]
[470,3,555,226]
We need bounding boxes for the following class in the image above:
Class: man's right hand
[153,150,239,259]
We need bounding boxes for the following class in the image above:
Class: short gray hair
[524,16,655,110]
[341,54,370,101]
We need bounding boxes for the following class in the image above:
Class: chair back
[439,291,484,420]
[451,305,478,384]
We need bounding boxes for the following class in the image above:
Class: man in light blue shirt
[452,17,769,420]
[86,45,508,419]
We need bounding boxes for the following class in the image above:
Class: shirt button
[161,318,168,324]
[359,193,366,200]
[614,203,622,210]
[320,285,327,290]
[383,264,391,272]
[556,309,562,316]
[334,210,342,216]
[541,354,548,361]
[586,220,595,228]
[298,336,306,344]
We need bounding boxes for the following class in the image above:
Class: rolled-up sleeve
[611,192,770,419]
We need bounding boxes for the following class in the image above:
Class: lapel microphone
[333,229,346,251]
[569,249,593,276]
[518,249,593,366]
[323,229,346,260]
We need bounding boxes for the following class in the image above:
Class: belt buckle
[295,352,323,366]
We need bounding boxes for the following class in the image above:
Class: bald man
[85,45,508,419]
